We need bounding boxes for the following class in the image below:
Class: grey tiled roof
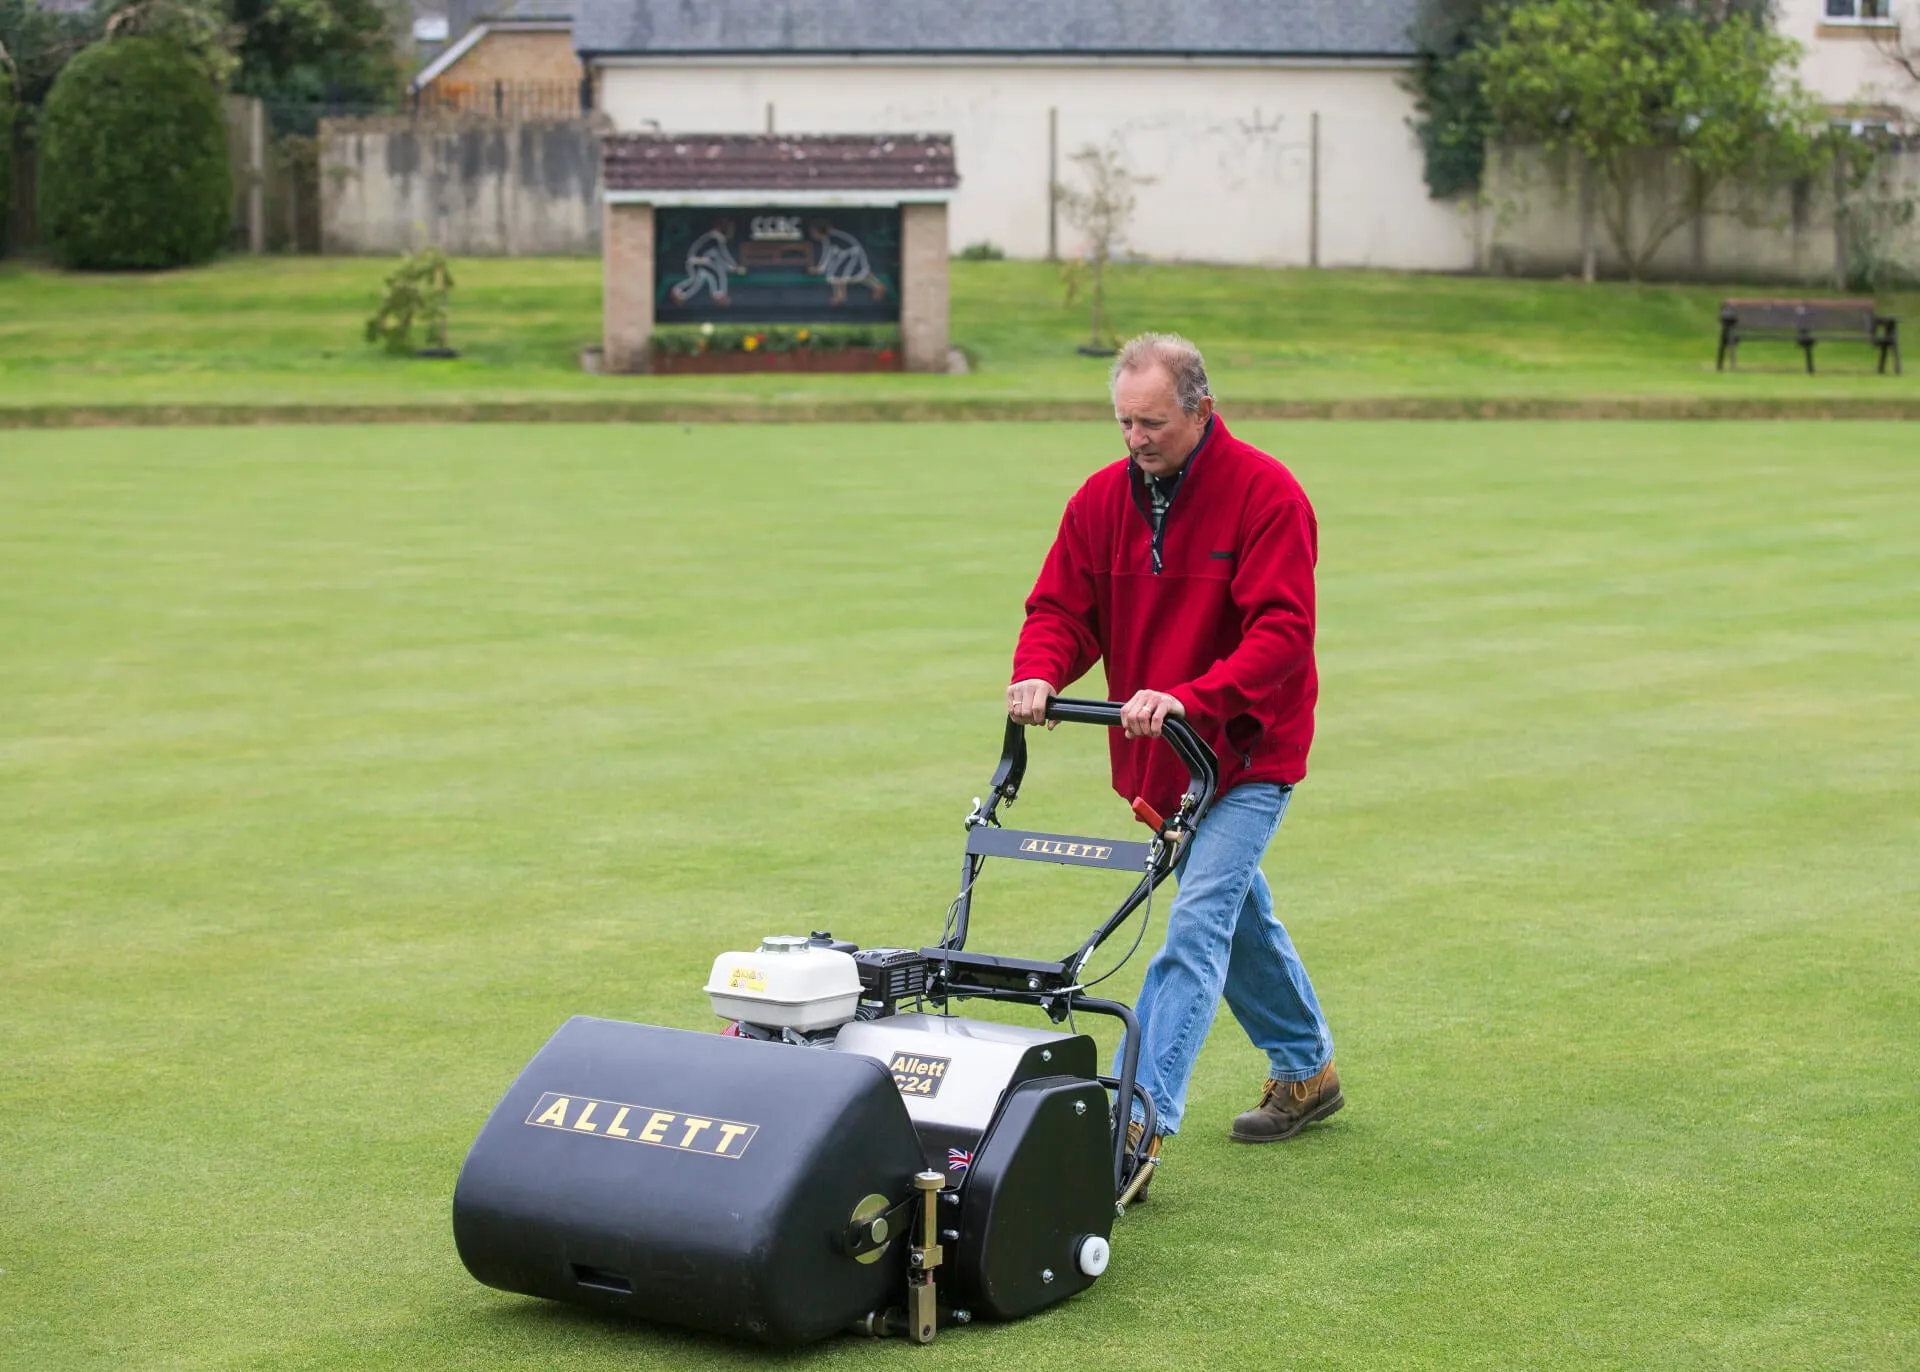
[604,134,959,192]
[577,0,1419,59]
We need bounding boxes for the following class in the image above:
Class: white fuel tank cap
[1076,1234,1110,1277]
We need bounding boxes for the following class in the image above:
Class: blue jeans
[1121,782,1332,1136]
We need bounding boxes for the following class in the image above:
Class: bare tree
[1053,140,1153,353]
[1872,19,1920,112]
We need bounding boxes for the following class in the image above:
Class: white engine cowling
[704,935,862,1032]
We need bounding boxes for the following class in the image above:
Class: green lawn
[1,257,1916,417]
[1,421,1915,1370]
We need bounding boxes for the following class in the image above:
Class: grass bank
[2,421,1915,1368]
[1,257,1915,422]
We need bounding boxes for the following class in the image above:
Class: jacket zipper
[1135,485,1172,575]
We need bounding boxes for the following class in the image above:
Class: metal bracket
[906,1170,946,1343]
[843,1192,920,1261]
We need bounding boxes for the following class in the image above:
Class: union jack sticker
[947,1148,973,1173]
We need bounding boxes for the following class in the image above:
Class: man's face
[1114,364,1213,478]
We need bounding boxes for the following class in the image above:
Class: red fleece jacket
[1012,415,1318,817]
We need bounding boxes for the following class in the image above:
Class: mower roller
[452,698,1219,1344]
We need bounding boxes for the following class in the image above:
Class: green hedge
[39,38,231,270]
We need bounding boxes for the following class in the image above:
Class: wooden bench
[1717,298,1901,375]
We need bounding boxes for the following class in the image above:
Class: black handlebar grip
[1041,696,1219,809]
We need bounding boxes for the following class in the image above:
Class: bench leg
[1716,339,1727,371]
[1801,339,1815,375]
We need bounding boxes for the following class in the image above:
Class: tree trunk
[1090,250,1107,348]
[1832,149,1849,292]
[1690,166,1706,280]
[1579,157,1597,284]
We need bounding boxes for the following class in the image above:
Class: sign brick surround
[599,133,958,373]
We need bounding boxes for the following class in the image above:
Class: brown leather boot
[1122,1120,1163,1202]
[1230,1062,1343,1143]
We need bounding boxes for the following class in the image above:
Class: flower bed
[651,348,900,375]
[650,323,901,373]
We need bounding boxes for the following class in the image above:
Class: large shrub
[39,37,231,270]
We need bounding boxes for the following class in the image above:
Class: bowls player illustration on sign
[809,220,890,305]
[654,208,900,325]
[668,218,745,306]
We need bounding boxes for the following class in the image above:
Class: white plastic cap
[1076,1234,1111,1278]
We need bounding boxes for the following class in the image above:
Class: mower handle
[987,696,1220,822]
[942,698,1220,1198]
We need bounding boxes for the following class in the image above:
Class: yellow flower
[743,335,759,352]
[797,328,810,342]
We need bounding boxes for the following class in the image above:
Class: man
[808,221,889,305]
[1007,333,1339,1188]
[670,220,744,306]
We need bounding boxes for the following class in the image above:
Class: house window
[1824,0,1893,22]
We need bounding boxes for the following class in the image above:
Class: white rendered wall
[1779,0,1920,114]
[596,60,1478,270]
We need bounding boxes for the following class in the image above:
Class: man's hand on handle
[1007,679,1057,728]
[1120,689,1186,739]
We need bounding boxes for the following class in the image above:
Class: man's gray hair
[1110,332,1212,414]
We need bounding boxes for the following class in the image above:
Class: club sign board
[654,206,902,324]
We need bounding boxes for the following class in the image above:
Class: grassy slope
[0,257,1916,414]
[0,422,1915,1370]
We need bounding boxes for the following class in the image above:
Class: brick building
[412,0,582,116]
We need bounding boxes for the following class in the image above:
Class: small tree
[365,248,455,355]
[1477,0,1828,279]
[1053,141,1153,352]
[38,37,233,269]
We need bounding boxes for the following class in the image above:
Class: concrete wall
[594,60,1479,271]
[319,116,602,255]
[1483,145,1920,283]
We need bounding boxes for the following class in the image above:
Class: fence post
[1047,107,1058,262]
[248,98,266,254]
[1309,111,1321,269]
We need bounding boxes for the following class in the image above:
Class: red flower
[878,348,896,362]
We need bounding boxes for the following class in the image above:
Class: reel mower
[451,698,1219,1344]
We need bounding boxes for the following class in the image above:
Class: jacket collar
[1127,412,1220,502]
